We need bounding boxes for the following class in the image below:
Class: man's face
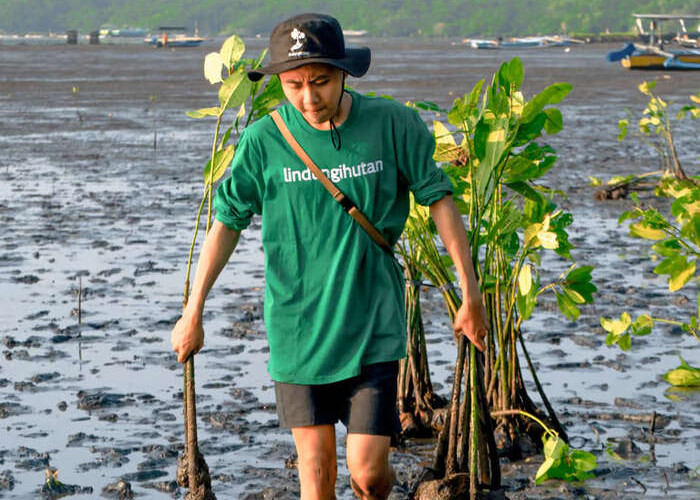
[279,63,344,129]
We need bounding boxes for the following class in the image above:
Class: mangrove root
[414,473,506,500]
[177,447,216,500]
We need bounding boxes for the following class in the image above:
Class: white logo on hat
[290,28,306,52]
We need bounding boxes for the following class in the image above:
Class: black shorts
[274,360,401,437]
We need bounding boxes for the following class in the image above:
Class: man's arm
[171,219,241,362]
[430,194,487,351]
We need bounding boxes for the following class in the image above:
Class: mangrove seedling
[594,85,698,199]
[410,57,598,499]
[177,35,284,498]
[491,409,597,484]
[601,183,700,385]
[396,240,447,437]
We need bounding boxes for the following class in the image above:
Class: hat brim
[247,46,370,82]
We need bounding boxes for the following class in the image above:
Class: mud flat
[0,39,698,498]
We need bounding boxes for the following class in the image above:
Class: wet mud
[1,39,699,498]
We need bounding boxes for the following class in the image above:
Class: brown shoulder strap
[270,109,393,255]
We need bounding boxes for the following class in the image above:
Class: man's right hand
[171,309,204,363]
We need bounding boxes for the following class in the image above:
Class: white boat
[145,26,205,48]
[342,29,368,37]
[463,35,585,49]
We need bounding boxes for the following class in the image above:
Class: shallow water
[1,39,699,498]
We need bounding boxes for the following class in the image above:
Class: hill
[0,0,694,37]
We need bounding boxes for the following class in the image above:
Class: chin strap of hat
[329,74,346,151]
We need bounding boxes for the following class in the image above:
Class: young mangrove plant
[177,35,284,499]
[593,83,698,199]
[602,184,700,387]
[491,409,596,484]
[410,57,598,497]
[396,237,447,437]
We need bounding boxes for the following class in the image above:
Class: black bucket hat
[248,13,371,82]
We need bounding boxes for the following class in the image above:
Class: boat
[100,26,148,38]
[464,38,499,49]
[607,14,700,70]
[145,26,205,48]
[463,35,584,49]
[342,29,368,37]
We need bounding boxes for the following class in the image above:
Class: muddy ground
[0,38,698,498]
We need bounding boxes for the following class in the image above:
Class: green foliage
[601,83,699,391]
[404,59,593,479]
[663,356,700,387]
[617,82,696,177]
[619,182,699,293]
[601,312,655,350]
[535,434,597,484]
[186,35,284,189]
[203,145,234,183]
[421,56,595,328]
[496,409,597,486]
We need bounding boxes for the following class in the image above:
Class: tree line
[0,0,693,36]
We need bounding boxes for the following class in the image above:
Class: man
[171,13,487,500]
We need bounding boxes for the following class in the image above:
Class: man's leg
[346,433,395,500]
[292,424,338,500]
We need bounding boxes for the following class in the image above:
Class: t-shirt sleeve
[213,129,264,231]
[399,108,454,206]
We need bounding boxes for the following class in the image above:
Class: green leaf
[518,264,533,295]
[663,361,700,387]
[630,314,653,336]
[517,278,538,321]
[568,281,597,303]
[252,75,284,118]
[498,57,524,93]
[651,239,682,258]
[219,126,232,149]
[251,47,269,70]
[475,116,509,202]
[535,456,557,485]
[618,210,641,224]
[504,181,544,204]
[535,434,596,485]
[204,52,225,84]
[544,435,569,460]
[654,254,684,275]
[219,70,252,110]
[186,107,221,119]
[630,222,667,240]
[639,80,656,94]
[433,120,461,163]
[544,108,563,134]
[448,80,484,126]
[521,82,572,123]
[600,312,631,335]
[570,449,597,472]
[617,118,629,141]
[618,332,632,351]
[538,230,558,250]
[413,100,448,113]
[563,286,586,304]
[566,265,594,284]
[515,111,546,144]
[203,144,235,184]
[556,291,580,320]
[220,35,246,70]
[669,258,696,292]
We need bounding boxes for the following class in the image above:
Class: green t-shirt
[214,90,453,384]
